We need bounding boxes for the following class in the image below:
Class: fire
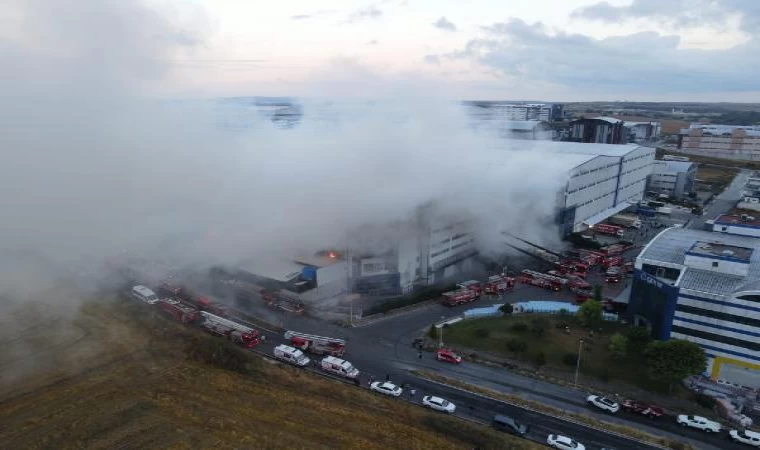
[328,252,337,259]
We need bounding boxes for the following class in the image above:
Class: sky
[2,0,760,101]
[152,0,760,101]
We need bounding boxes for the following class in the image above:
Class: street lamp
[439,316,445,348]
[574,339,585,388]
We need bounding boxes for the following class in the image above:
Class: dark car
[492,414,530,436]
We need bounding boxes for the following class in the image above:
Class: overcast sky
[4,0,760,101]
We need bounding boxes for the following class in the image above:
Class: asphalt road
[689,168,751,230]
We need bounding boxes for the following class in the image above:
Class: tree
[577,299,603,329]
[429,324,438,340]
[625,326,651,353]
[608,333,628,360]
[644,340,707,392]
[499,303,513,315]
[593,285,603,303]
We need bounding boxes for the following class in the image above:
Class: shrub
[506,338,528,354]
[530,317,548,337]
[608,333,628,360]
[534,352,547,367]
[474,328,490,338]
[510,322,528,333]
[428,324,438,339]
[694,393,717,410]
[558,308,569,317]
[563,353,578,366]
[499,303,514,315]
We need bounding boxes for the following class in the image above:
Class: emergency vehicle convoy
[284,330,346,356]
[518,270,563,292]
[592,223,625,237]
[157,298,200,324]
[457,280,483,296]
[200,311,261,348]
[484,274,515,295]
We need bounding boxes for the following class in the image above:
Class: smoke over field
[0,0,569,303]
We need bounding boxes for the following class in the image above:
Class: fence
[461,301,618,322]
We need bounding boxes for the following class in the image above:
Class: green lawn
[442,314,667,391]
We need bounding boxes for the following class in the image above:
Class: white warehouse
[544,142,655,234]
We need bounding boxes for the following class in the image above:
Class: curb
[415,375,671,450]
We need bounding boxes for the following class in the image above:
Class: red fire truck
[262,289,306,315]
[484,275,516,295]
[593,223,625,237]
[457,280,483,296]
[157,298,200,323]
[199,311,261,348]
[441,289,479,306]
[602,256,624,269]
[518,270,563,292]
[284,330,346,356]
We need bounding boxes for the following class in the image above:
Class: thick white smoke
[0,0,570,302]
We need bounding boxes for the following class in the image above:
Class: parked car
[587,395,620,413]
[436,348,462,364]
[621,399,664,418]
[491,414,529,436]
[730,429,760,447]
[422,395,456,414]
[676,415,721,432]
[370,381,403,397]
[547,434,585,450]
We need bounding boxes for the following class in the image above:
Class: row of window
[567,176,617,194]
[451,241,472,251]
[570,162,620,179]
[671,325,760,352]
[675,303,760,329]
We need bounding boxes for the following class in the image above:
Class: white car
[547,434,585,450]
[730,429,760,447]
[370,381,403,397]
[586,395,620,413]
[676,415,721,432]
[422,395,456,414]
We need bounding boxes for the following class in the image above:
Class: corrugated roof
[664,161,695,172]
[516,141,645,158]
[638,228,760,295]
[594,116,624,124]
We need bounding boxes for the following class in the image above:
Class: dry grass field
[0,295,532,450]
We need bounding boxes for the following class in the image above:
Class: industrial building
[238,142,653,299]
[492,103,559,122]
[678,124,760,161]
[569,117,628,144]
[502,120,553,140]
[647,160,697,198]
[624,121,662,144]
[705,214,760,239]
[550,142,655,234]
[630,227,760,388]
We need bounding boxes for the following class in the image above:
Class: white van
[321,356,360,379]
[274,344,310,367]
[131,285,159,304]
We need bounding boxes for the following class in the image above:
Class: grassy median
[0,296,535,450]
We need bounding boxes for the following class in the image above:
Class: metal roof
[637,227,760,295]
[516,141,645,158]
[664,161,695,172]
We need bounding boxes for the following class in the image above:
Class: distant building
[677,124,760,161]
[624,121,662,144]
[569,117,628,144]
[502,120,553,140]
[647,160,697,198]
[493,103,557,122]
[630,228,760,388]
[705,214,760,238]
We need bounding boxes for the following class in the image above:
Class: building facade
[494,103,555,122]
[624,121,662,144]
[647,160,697,198]
[569,117,628,144]
[678,124,760,161]
[630,228,760,388]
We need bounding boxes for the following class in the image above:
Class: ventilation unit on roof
[722,250,735,257]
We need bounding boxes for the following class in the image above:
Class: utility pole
[574,339,585,388]
[438,316,445,348]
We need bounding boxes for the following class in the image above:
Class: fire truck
[518,270,564,292]
[284,330,346,356]
[441,289,479,306]
[593,223,625,237]
[602,256,624,269]
[457,280,483,296]
[157,282,230,317]
[199,311,261,348]
[484,275,515,295]
[157,298,200,323]
[262,289,306,315]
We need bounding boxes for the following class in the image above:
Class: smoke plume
[0,0,570,302]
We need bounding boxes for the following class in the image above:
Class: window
[736,295,760,304]
[712,262,719,268]
[676,304,760,328]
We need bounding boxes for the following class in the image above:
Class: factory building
[647,160,697,198]
[569,117,628,144]
[493,103,557,122]
[630,227,760,388]
[551,142,655,234]
[678,124,760,161]
[705,214,760,239]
